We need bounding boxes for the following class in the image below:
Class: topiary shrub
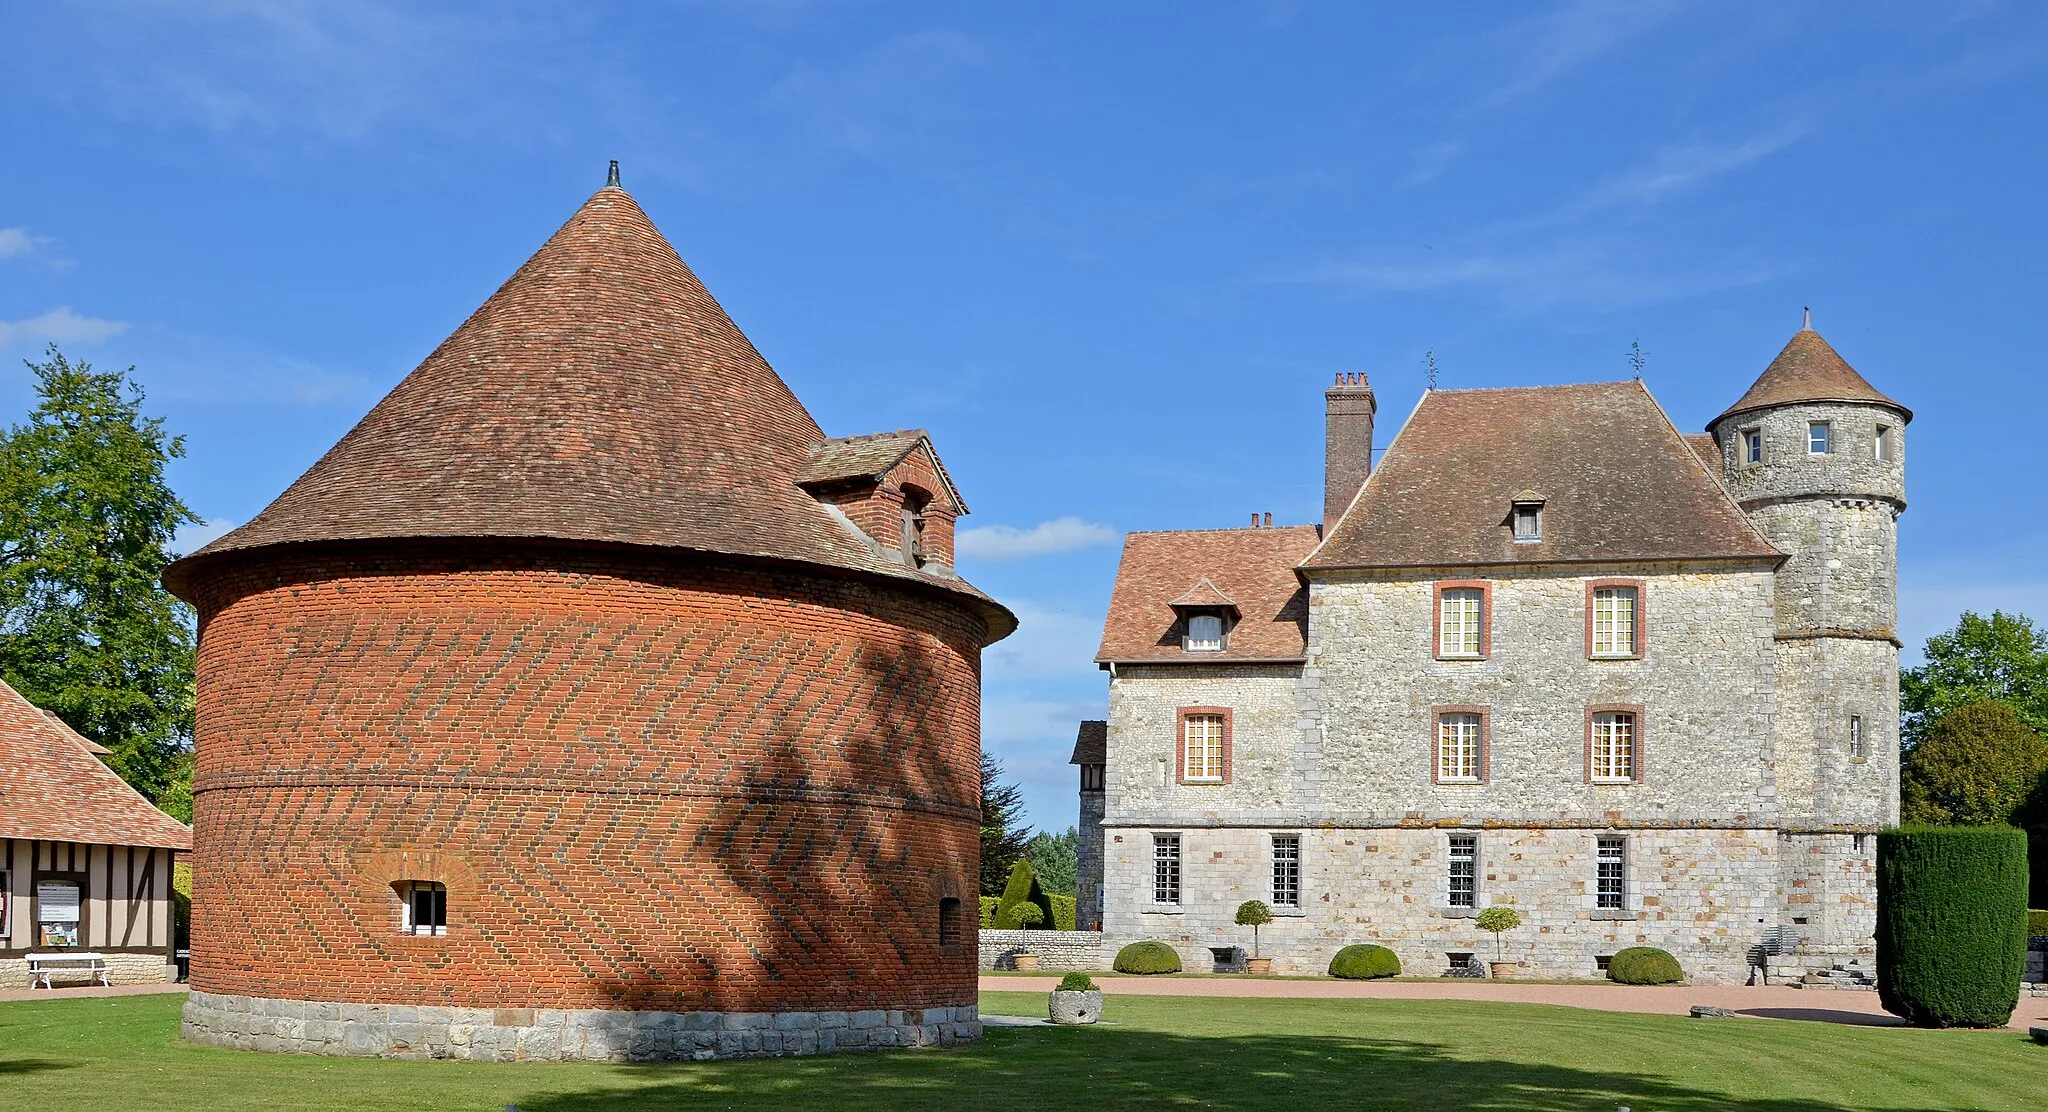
[1113,941,1182,974]
[980,896,1000,928]
[1057,973,1097,992]
[2029,909,2048,938]
[1878,825,2029,1027]
[1606,946,1684,985]
[1327,944,1401,979]
[995,860,1056,929]
[1050,893,1077,931]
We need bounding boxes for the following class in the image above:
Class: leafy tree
[0,347,198,805]
[1902,611,2048,750]
[1235,899,1274,958]
[1899,701,2048,827]
[1025,826,1080,896]
[980,751,1030,895]
[1475,905,1522,964]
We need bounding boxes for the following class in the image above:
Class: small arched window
[396,880,447,937]
[899,486,932,568]
[938,897,963,950]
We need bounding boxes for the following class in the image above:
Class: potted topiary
[1049,972,1102,1025]
[1008,902,1045,970]
[1475,905,1522,979]
[1236,900,1276,974]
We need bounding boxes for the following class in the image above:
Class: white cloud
[172,517,237,556]
[765,29,989,156]
[0,306,130,347]
[1462,0,1690,111]
[983,599,1105,680]
[0,227,53,259]
[956,516,1117,561]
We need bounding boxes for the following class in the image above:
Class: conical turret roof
[1717,326,1909,424]
[167,179,1010,639]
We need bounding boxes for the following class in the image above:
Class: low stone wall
[181,990,978,1061]
[0,952,175,989]
[979,929,1105,971]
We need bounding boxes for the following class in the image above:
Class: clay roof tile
[0,680,192,850]
[1097,525,1320,664]
[1717,327,1909,423]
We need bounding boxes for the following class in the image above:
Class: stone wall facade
[977,929,1104,972]
[181,990,978,1061]
[1,950,175,989]
[1077,788,1105,930]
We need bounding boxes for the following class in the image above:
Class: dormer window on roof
[1186,614,1224,651]
[1168,577,1239,654]
[1510,497,1543,543]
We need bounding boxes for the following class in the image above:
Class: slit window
[1153,834,1182,905]
[899,487,930,568]
[398,881,447,937]
[1875,425,1893,462]
[1849,714,1865,759]
[1590,712,1637,783]
[1271,834,1301,909]
[1595,837,1627,911]
[1447,834,1477,909]
[938,897,962,949]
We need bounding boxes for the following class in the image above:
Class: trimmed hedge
[2030,909,2048,938]
[1328,944,1401,980]
[995,860,1056,930]
[1056,973,1097,992]
[1050,893,1077,931]
[1607,946,1683,985]
[1877,826,2029,1028]
[979,896,999,929]
[1112,941,1183,974]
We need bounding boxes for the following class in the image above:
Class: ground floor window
[1153,834,1182,905]
[1595,837,1627,910]
[1271,834,1301,908]
[397,880,447,936]
[1447,834,1478,909]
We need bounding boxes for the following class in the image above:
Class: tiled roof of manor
[0,680,192,850]
[1096,525,1319,664]
[1717,327,1910,423]
[1305,381,1780,571]
[162,179,1012,642]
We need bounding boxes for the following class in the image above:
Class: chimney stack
[1324,372,1376,527]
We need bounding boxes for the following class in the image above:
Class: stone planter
[1489,961,1516,979]
[1049,989,1102,1025]
[1012,952,1039,971]
[1244,957,1273,975]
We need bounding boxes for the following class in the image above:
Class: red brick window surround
[1177,707,1232,784]
[1432,706,1490,784]
[1585,579,1646,659]
[1585,705,1645,784]
[396,880,448,937]
[1433,580,1491,660]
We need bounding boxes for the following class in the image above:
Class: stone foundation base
[0,952,175,989]
[181,990,979,1061]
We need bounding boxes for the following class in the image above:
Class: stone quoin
[164,165,1014,1061]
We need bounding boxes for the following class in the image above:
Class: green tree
[1902,611,2048,750]
[1025,826,1079,896]
[980,752,1030,895]
[0,347,198,805]
[1899,701,2048,826]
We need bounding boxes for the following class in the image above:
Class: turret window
[1875,425,1894,462]
[1742,428,1763,465]
[1807,422,1832,455]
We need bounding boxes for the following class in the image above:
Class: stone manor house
[1075,323,1908,983]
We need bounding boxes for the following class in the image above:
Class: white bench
[27,951,110,989]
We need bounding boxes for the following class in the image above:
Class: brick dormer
[797,430,967,572]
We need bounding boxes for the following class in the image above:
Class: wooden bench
[26,951,110,989]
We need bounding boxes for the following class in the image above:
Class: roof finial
[1802,305,1811,331]
[606,160,621,188]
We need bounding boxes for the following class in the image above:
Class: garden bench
[27,951,110,989]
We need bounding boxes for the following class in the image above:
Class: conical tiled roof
[166,181,1011,640]
[1717,327,1910,423]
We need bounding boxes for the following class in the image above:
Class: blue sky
[3,2,2045,833]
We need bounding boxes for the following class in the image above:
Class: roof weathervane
[607,160,621,188]
[1803,305,1811,331]
[1425,349,1438,390]
[1629,338,1646,381]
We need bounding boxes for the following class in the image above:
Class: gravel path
[0,983,188,1004]
[981,975,2048,1031]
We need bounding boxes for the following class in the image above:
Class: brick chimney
[1324,372,1376,527]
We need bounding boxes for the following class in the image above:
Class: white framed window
[1590,587,1638,658]
[1152,834,1182,905]
[1849,714,1865,759]
[1186,613,1224,652]
[1875,425,1894,462]
[1271,834,1301,909]
[1182,714,1226,782]
[1436,713,1483,783]
[398,880,447,936]
[1808,422,1831,454]
[1595,837,1627,910]
[1590,712,1636,783]
[1511,502,1542,542]
[1743,428,1763,465]
[1447,833,1478,909]
[1438,589,1484,657]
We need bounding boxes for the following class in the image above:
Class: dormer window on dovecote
[1168,578,1239,654]
[1509,492,1544,543]
[794,431,966,572]
[899,484,931,569]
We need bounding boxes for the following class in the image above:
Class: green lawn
[2,990,2043,1111]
